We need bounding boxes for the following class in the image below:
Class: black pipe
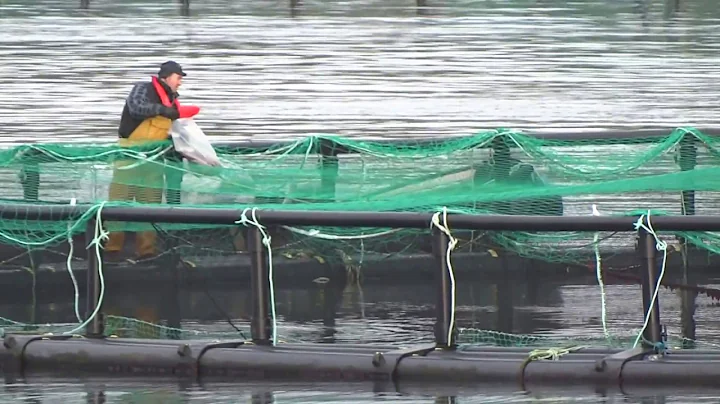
[638,228,662,349]
[84,219,104,338]
[5,204,720,232]
[10,338,720,387]
[432,227,455,349]
[248,227,272,345]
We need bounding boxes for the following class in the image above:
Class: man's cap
[158,61,186,78]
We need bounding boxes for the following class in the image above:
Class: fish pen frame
[14,127,718,209]
[3,204,720,388]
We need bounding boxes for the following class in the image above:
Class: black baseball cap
[158,61,187,78]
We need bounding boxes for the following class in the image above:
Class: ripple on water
[2,1,720,145]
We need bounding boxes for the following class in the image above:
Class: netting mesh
[0,127,719,350]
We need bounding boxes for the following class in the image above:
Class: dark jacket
[118,78,179,138]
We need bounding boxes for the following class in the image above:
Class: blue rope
[641,337,668,354]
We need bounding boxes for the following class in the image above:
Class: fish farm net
[0,127,719,351]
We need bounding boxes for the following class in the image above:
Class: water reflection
[1,267,717,347]
[2,376,720,403]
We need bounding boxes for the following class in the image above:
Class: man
[105,61,200,261]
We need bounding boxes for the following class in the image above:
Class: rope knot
[655,239,668,251]
[633,215,644,231]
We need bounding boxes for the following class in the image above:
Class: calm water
[3,0,720,402]
[2,0,720,145]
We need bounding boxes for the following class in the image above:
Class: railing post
[20,162,40,202]
[85,218,104,338]
[637,225,662,350]
[164,151,184,206]
[319,139,339,202]
[19,160,42,273]
[678,133,697,216]
[248,227,272,345]
[490,135,511,182]
[432,227,456,349]
[677,132,697,348]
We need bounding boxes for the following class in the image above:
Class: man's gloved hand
[160,105,180,120]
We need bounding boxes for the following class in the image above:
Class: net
[0,126,718,349]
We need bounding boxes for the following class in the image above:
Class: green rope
[526,346,587,361]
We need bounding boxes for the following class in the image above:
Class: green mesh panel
[0,127,717,350]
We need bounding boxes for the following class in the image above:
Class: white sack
[170,118,221,167]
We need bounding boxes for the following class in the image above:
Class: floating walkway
[2,336,720,388]
[0,202,719,389]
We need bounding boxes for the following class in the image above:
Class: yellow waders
[105,116,172,258]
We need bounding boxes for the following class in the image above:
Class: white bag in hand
[170,118,221,167]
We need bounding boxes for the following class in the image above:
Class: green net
[0,126,719,349]
[1,127,718,260]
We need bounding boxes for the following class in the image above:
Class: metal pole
[85,218,104,337]
[320,140,339,202]
[432,227,455,349]
[678,133,697,347]
[638,227,662,349]
[164,151,184,205]
[679,133,697,216]
[248,227,271,345]
[20,163,39,202]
